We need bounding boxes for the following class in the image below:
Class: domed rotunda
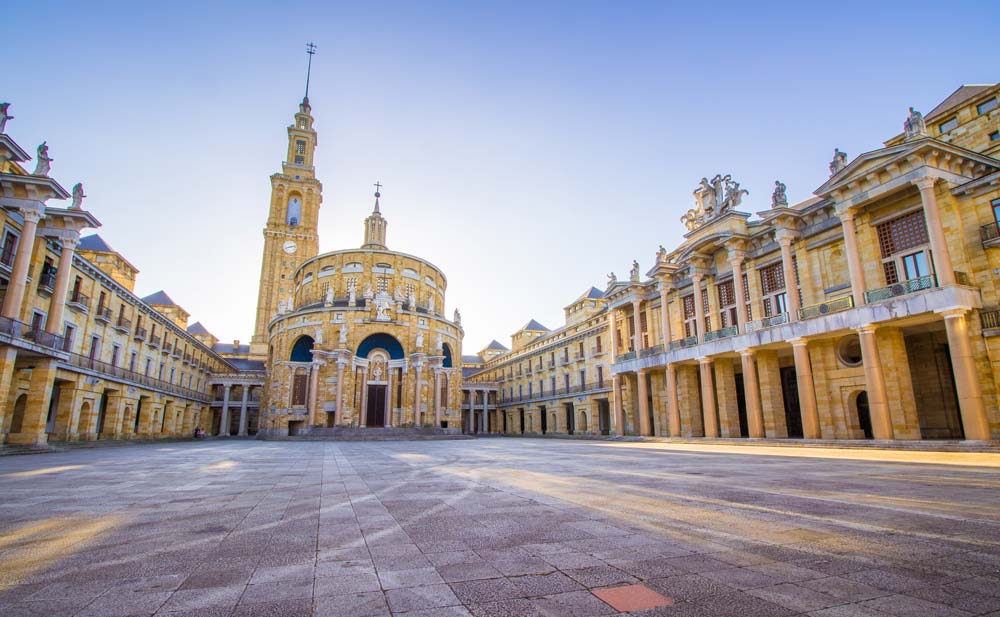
[260,190,464,436]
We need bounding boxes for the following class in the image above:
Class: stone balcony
[612,282,981,374]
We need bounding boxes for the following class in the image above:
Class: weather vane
[304,42,317,100]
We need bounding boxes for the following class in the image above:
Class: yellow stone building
[2,81,1000,446]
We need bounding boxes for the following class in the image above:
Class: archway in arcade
[356,333,405,429]
[852,391,873,440]
[9,393,27,433]
[290,336,315,362]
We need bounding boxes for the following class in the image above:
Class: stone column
[433,369,442,426]
[940,310,990,440]
[789,338,821,439]
[1,205,43,320]
[776,229,801,321]
[665,363,680,437]
[385,367,394,428]
[631,299,644,351]
[467,391,474,434]
[857,325,893,439]
[698,357,718,437]
[837,208,867,307]
[659,283,673,346]
[611,374,624,436]
[414,365,424,426]
[359,367,369,428]
[334,359,346,426]
[738,349,765,438]
[915,178,955,286]
[45,236,80,335]
[729,251,748,332]
[238,385,251,435]
[218,384,231,436]
[692,273,706,340]
[636,370,651,436]
[481,387,488,434]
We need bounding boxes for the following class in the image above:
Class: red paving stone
[592,584,674,612]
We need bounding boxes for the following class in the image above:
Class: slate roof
[79,234,114,252]
[462,354,483,364]
[926,84,997,121]
[228,358,266,372]
[462,367,483,379]
[213,343,251,355]
[521,319,549,332]
[187,322,212,336]
[486,339,509,351]
[142,290,178,306]
[584,286,604,299]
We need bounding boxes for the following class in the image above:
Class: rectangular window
[901,251,930,280]
[292,373,308,406]
[579,369,586,388]
[939,117,958,133]
[294,155,304,165]
[877,210,931,284]
[30,311,44,331]
[158,363,165,380]
[977,97,997,115]
[295,140,306,154]
[145,358,152,376]
[716,279,737,328]
[129,352,137,372]
[597,366,604,388]
[110,344,120,367]
[682,293,696,338]
[993,198,1000,224]
[88,336,100,360]
[62,324,74,353]
[0,228,18,268]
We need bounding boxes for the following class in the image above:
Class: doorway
[734,374,748,438]
[564,403,575,435]
[366,385,387,427]
[519,408,525,433]
[539,405,547,434]
[779,366,803,438]
[597,399,610,435]
[855,391,873,439]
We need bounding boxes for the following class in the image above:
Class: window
[286,197,301,226]
[876,210,931,284]
[993,198,1000,225]
[716,279,737,328]
[977,97,997,115]
[939,117,958,133]
[294,155,304,165]
[129,352,137,372]
[0,228,18,268]
[110,344,120,367]
[169,367,175,384]
[742,272,752,322]
[682,293,696,338]
[62,324,75,353]
[292,373,308,406]
[295,140,306,155]
[158,362,165,380]
[88,336,100,360]
[579,369,586,388]
[299,119,307,129]
[990,131,999,142]
[145,358,152,376]
[30,311,44,331]
[759,262,787,317]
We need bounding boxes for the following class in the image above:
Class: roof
[926,84,997,121]
[520,319,549,332]
[187,321,213,336]
[486,339,509,351]
[228,358,266,372]
[142,290,178,306]
[584,286,604,300]
[213,343,251,355]
[462,367,483,379]
[79,234,114,252]
[462,354,483,364]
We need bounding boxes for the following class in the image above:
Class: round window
[837,335,863,367]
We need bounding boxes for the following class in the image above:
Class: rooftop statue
[656,245,667,263]
[903,107,928,140]
[33,141,52,176]
[630,260,640,282]
[771,180,788,208]
[453,308,461,325]
[0,103,13,133]
[829,148,848,176]
[685,173,749,231]
[70,183,86,209]
[607,272,617,287]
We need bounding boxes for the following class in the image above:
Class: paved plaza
[1,439,999,616]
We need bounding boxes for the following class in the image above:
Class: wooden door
[366,385,386,427]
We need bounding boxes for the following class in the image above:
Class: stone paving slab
[0,438,999,616]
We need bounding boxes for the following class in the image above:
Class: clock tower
[250,92,322,355]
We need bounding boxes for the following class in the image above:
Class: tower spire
[303,42,317,105]
[363,182,388,249]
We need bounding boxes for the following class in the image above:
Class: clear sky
[6,1,998,353]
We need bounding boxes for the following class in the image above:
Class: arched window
[356,333,404,360]
[287,196,302,227]
[290,335,314,362]
[442,343,454,368]
[440,373,448,407]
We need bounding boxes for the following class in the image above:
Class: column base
[6,432,49,446]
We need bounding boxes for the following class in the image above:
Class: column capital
[855,323,878,335]
[788,337,808,347]
[727,252,746,266]
[835,205,858,222]
[774,227,799,245]
[696,356,712,365]
[736,348,756,358]
[19,203,45,224]
[914,176,937,191]
[935,307,969,319]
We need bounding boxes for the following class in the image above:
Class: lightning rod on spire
[304,42,317,100]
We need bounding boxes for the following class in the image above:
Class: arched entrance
[356,333,404,429]
[854,391,873,439]
[365,350,390,427]
[10,394,27,433]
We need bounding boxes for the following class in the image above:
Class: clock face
[283,241,297,254]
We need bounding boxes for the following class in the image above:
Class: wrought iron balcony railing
[863,274,936,304]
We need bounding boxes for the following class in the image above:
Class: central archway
[290,335,315,362]
[356,333,404,360]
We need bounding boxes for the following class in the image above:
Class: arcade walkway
[1,439,998,616]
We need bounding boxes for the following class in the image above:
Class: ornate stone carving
[314,327,323,345]
[416,330,424,349]
[683,174,748,231]
[394,284,406,303]
[829,148,848,176]
[656,245,667,263]
[435,333,443,352]
[407,290,416,310]
[363,282,373,300]
[607,272,617,288]
[903,107,927,140]
[630,260,640,282]
[339,326,347,346]
[0,103,13,133]
[348,282,357,306]
[453,308,461,325]
[374,291,391,322]
[427,293,435,314]
[33,141,52,176]
[771,180,788,208]
[324,285,334,306]
[70,183,86,209]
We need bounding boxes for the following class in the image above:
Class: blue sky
[6,1,999,352]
